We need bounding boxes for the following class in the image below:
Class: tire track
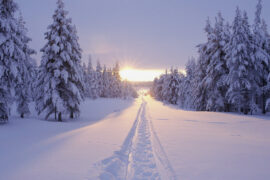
[98,101,144,180]
[98,97,176,180]
[126,100,160,179]
[146,105,177,180]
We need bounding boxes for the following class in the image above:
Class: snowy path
[99,97,176,180]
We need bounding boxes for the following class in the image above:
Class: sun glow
[120,68,163,82]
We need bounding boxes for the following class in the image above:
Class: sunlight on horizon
[120,68,164,82]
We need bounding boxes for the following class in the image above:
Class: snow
[148,96,270,179]
[1,94,270,179]
[0,98,136,180]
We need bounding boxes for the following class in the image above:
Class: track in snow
[98,97,176,180]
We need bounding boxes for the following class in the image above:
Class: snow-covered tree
[111,62,122,97]
[152,1,270,115]
[193,18,213,111]
[153,71,169,101]
[0,0,35,122]
[263,20,270,111]
[29,58,38,101]
[101,65,108,97]
[87,56,99,99]
[178,58,197,109]
[162,68,181,104]
[87,56,93,74]
[151,76,164,100]
[225,8,258,114]
[202,13,230,112]
[36,0,84,121]
[121,80,138,99]
[82,61,89,97]
[95,60,103,97]
[15,13,36,118]
[252,0,270,113]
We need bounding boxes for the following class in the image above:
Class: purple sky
[16,0,270,70]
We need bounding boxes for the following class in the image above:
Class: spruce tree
[101,65,110,97]
[95,60,103,97]
[112,62,121,97]
[225,8,258,114]
[178,58,197,109]
[150,71,168,101]
[203,13,230,111]
[163,68,181,104]
[36,0,84,121]
[87,56,93,96]
[15,13,36,118]
[0,0,35,121]
[194,18,213,111]
[253,0,270,113]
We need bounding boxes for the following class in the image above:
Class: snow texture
[1,93,270,180]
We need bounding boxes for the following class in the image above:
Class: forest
[0,0,137,123]
[151,0,270,115]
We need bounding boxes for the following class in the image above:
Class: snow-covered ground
[1,94,270,180]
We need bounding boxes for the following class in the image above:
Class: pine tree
[253,0,270,114]
[0,0,36,122]
[150,72,167,101]
[203,13,230,111]
[163,68,181,104]
[112,62,121,97]
[29,58,38,101]
[178,58,197,109]
[87,55,93,74]
[121,80,137,99]
[36,0,84,121]
[82,62,89,97]
[225,8,258,114]
[101,65,116,98]
[95,60,103,97]
[161,71,171,102]
[193,18,213,111]
[121,80,130,99]
[87,55,99,99]
[15,13,36,118]
[262,20,270,111]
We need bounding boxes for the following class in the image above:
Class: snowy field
[1,94,270,180]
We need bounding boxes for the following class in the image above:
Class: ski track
[98,97,176,180]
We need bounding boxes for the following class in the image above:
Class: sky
[16,0,270,70]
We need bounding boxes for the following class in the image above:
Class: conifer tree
[193,18,213,111]
[203,13,230,111]
[15,13,36,118]
[36,0,84,121]
[87,56,99,99]
[178,58,197,109]
[225,8,258,114]
[112,62,121,97]
[0,0,35,121]
[163,68,181,104]
[101,65,111,97]
[253,0,270,113]
[95,60,103,97]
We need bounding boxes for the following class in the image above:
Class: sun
[120,68,163,82]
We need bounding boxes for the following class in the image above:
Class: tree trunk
[55,107,57,120]
[58,112,62,122]
[20,113,24,118]
[70,111,74,119]
[262,93,266,114]
[244,108,248,115]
